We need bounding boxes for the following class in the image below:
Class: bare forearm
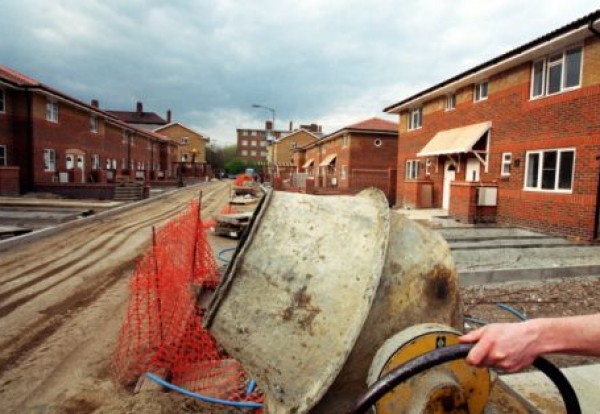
[535,314,600,356]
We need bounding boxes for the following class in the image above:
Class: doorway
[442,161,456,210]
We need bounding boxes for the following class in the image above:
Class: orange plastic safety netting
[112,200,262,406]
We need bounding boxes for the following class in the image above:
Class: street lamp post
[252,104,276,182]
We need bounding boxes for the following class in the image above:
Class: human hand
[459,321,542,373]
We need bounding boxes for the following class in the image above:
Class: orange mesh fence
[112,200,262,406]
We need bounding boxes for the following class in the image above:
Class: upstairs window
[445,93,456,111]
[531,45,582,98]
[0,89,5,113]
[474,81,488,102]
[405,159,420,179]
[524,148,574,192]
[90,115,98,132]
[408,107,422,130]
[181,136,189,144]
[46,99,58,122]
[342,134,349,147]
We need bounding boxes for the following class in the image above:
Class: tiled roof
[107,110,167,125]
[0,64,40,86]
[346,117,398,132]
[385,9,600,112]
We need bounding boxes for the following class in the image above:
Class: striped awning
[319,153,337,167]
[302,158,314,168]
[417,122,491,157]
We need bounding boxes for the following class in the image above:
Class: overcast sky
[1,1,598,146]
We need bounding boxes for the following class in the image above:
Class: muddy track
[0,181,234,412]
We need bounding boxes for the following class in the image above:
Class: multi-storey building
[385,10,600,241]
[0,64,178,198]
[236,120,286,163]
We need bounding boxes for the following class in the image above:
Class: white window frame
[474,81,488,102]
[251,141,257,146]
[92,154,100,170]
[501,152,512,176]
[405,159,420,180]
[241,150,248,156]
[342,135,349,147]
[0,145,7,166]
[90,115,98,133]
[46,99,58,122]
[530,44,583,99]
[445,93,456,111]
[241,140,248,146]
[43,149,56,171]
[0,89,5,113]
[425,158,432,176]
[250,150,257,156]
[524,148,575,193]
[181,136,189,144]
[374,138,382,147]
[260,141,267,147]
[408,107,422,131]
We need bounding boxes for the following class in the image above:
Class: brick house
[154,122,211,178]
[107,101,170,131]
[0,64,178,198]
[385,10,600,241]
[291,118,398,203]
[272,128,321,179]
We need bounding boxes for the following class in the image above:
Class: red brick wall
[0,166,20,196]
[395,36,600,240]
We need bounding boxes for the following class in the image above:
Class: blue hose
[217,247,236,264]
[145,373,263,409]
[497,303,528,321]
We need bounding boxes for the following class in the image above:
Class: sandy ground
[0,181,241,414]
[1,184,597,414]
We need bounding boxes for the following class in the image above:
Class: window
[408,107,422,130]
[122,131,131,144]
[46,99,58,122]
[43,149,56,171]
[531,45,582,98]
[501,152,512,176]
[405,160,420,179]
[182,153,189,162]
[180,137,189,144]
[66,154,74,170]
[241,150,248,156]
[251,141,257,146]
[241,140,248,146]
[445,93,456,111]
[250,150,257,156]
[90,115,98,133]
[251,131,257,136]
[342,135,349,147]
[425,159,432,176]
[525,148,574,192]
[260,141,267,147]
[0,145,6,166]
[261,151,267,157]
[474,81,488,102]
[121,158,126,169]
[92,154,100,170]
[0,89,5,113]
[374,139,382,147]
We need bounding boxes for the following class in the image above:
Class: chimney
[265,120,273,130]
[289,121,293,131]
[166,110,172,123]
[91,99,99,108]
[136,101,143,114]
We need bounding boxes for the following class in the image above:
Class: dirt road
[0,181,237,414]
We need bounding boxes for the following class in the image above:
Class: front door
[442,161,456,210]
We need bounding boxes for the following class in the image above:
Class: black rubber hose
[349,343,581,414]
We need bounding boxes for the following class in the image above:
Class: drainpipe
[595,154,600,240]
[590,18,600,240]
[24,87,34,192]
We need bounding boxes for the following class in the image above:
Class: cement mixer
[204,188,579,413]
